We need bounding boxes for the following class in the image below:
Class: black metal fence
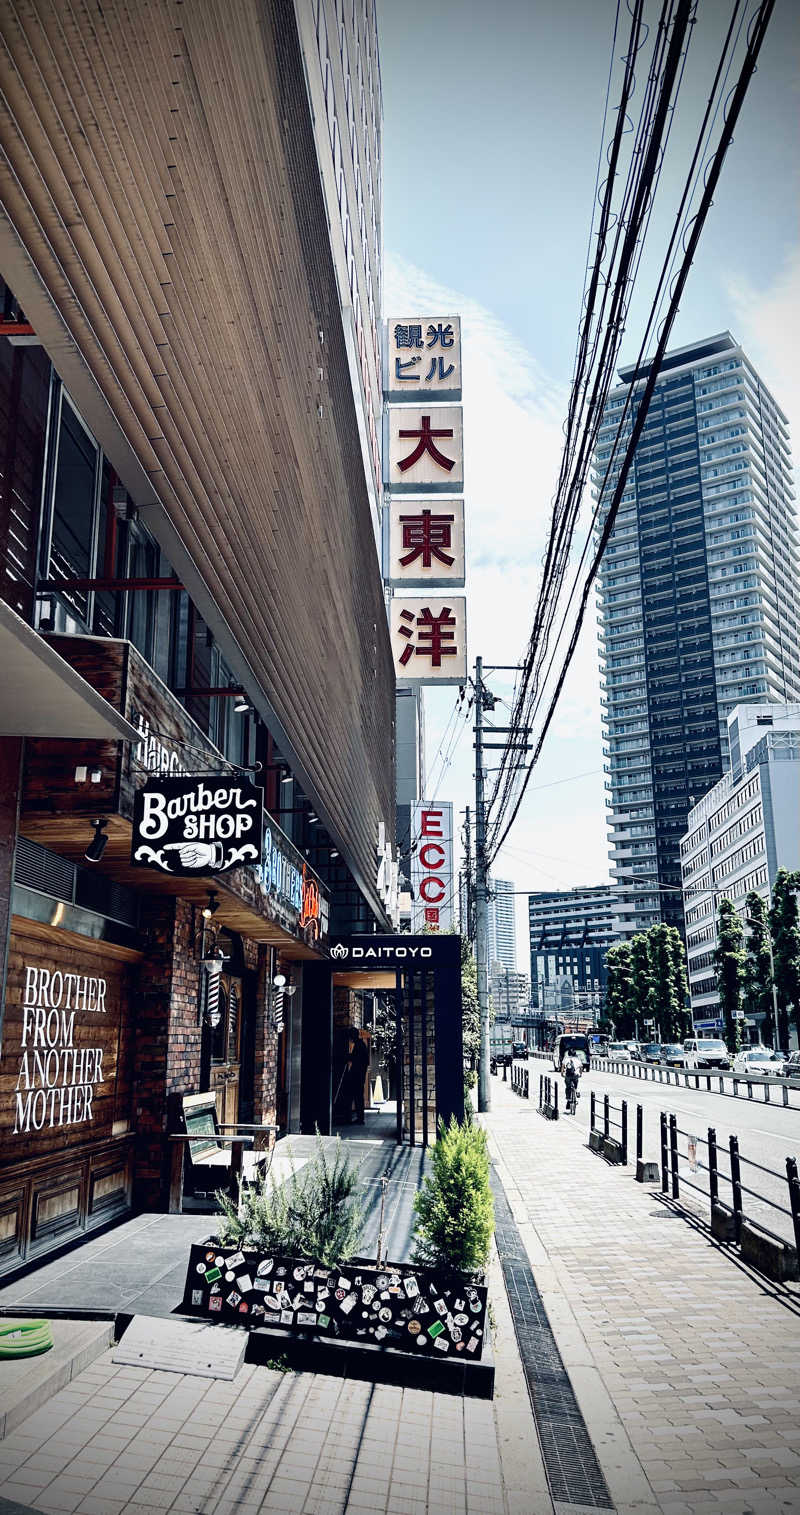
[511,1063,530,1099]
[589,1090,628,1164]
[538,1074,559,1120]
[658,1112,800,1259]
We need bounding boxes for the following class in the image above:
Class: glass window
[49,397,98,623]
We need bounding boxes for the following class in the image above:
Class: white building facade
[680,704,800,1032]
[488,878,517,972]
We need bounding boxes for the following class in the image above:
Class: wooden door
[209,974,241,1127]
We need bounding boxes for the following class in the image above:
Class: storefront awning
[0,601,139,741]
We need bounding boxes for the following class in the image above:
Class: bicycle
[565,1080,579,1116]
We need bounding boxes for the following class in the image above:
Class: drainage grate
[491,1172,614,1510]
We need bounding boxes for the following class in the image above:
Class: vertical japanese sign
[385,314,467,686]
[386,318,462,400]
[411,802,454,932]
[390,598,467,685]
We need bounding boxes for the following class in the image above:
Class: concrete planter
[182,1241,489,1361]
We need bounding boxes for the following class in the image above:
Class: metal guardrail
[591,1056,800,1108]
[511,1063,530,1099]
[589,1090,628,1163]
[538,1074,559,1120]
[658,1112,800,1260]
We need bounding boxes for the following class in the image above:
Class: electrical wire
[486,0,775,866]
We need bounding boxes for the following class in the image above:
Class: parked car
[512,1040,528,1060]
[642,1042,662,1063]
[780,1050,800,1080]
[660,1043,686,1067]
[627,1042,643,1061]
[732,1046,779,1076]
[605,1041,633,1061]
[683,1037,731,1070]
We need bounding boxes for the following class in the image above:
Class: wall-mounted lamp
[330,849,339,859]
[85,818,109,864]
[233,693,252,715]
[202,890,220,920]
[308,813,319,824]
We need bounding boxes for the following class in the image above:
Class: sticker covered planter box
[182,1241,488,1361]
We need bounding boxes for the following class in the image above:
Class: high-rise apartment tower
[594,333,800,938]
[489,878,517,972]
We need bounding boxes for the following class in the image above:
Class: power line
[487,0,775,865]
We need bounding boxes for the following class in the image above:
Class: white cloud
[727,249,800,479]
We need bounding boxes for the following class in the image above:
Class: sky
[377,0,800,964]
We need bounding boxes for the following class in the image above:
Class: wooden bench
[168,1092,277,1213]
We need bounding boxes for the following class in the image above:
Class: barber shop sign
[131,774,263,877]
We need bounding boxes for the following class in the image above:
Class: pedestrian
[346,1027,369,1125]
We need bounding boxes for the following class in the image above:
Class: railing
[589,1090,628,1163]
[538,1074,559,1121]
[658,1112,800,1262]
[511,1063,530,1099]
[591,1056,800,1108]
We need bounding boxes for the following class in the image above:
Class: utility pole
[463,805,474,943]
[475,658,491,1113]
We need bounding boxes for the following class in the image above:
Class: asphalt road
[513,1055,800,1248]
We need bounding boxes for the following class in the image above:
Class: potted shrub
[181,1133,490,1360]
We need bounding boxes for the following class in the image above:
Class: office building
[594,333,800,938]
[489,878,517,971]
[680,704,800,1031]
[528,885,616,1016]
[0,1,394,1275]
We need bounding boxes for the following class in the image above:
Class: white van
[553,1034,590,1072]
[682,1036,731,1070]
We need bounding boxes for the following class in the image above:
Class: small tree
[714,897,744,1051]
[412,1117,494,1274]
[604,941,632,1036]
[667,926,692,1041]
[770,870,800,1049]
[743,891,774,1045]
[629,933,653,1037]
[648,923,678,1042]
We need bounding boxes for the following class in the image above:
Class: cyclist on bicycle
[563,1054,581,1112]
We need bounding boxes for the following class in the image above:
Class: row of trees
[714,870,800,1050]
[604,923,691,1043]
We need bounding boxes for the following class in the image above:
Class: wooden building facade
[0,0,395,1275]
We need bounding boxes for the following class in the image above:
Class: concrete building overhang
[0,600,140,742]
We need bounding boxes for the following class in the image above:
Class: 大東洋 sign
[386,406,464,493]
[385,317,462,401]
[131,774,263,876]
[390,598,467,686]
[387,499,465,589]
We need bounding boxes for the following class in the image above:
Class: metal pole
[708,1127,718,1208]
[603,1093,610,1139]
[621,1100,628,1165]
[669,1114,679,1199]
[729,1134,743,1243]
[590,1089,596,1133]
[786,1157,800,1260]
[636,1103,643,1165]
[475,656,491,1113]
[660,1111,668,1193]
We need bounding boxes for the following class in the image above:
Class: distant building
[528,885,616,1021]
[680,704,800,1034]
[488,878,517,971]
[594,333,800,939]
[490,964,530,1021]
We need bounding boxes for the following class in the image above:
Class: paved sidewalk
[485,1074,800,1515]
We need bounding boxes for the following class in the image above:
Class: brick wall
[252,945,278,1132]
[0,738,22,1022]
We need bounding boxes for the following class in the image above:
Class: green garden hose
[0,1320,54,1358]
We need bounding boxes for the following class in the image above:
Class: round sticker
[379,1307,392,1323]
[215,1255,224,1267]
[376,1275,389,1290]
[195,1263,205,1275]
[335,1288,346,1301]
[415,1335,426,1347]
[225,1271,235,1283]
[454,1313,468,1327]
[408,1320,421,1335]
[293,1266,306,1281]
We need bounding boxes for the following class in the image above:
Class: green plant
[412,1116,493,1274]
[770,870,800,1048]
[215,1133,364,1266]
[743,891,774,1041]
[714,896,744,1052]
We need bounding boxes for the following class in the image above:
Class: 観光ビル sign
[410,802,454,931]
[385,318,462,401]
[131,774,263,877]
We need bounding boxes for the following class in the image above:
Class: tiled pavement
[0,1358,508,1515]
[485,1073,800,1515]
